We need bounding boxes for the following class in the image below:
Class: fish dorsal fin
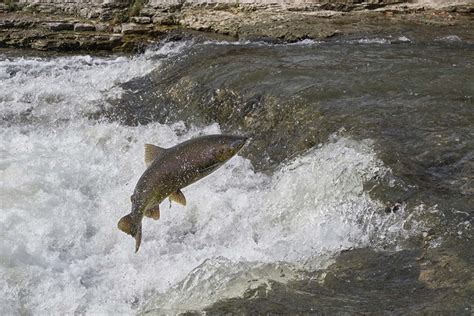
[169,189,186,206]
[144,143,166,167]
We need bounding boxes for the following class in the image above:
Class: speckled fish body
[118,134,247,252]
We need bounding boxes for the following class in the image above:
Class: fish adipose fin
[118,214,143,252]
[169,189,187,206]
[144,144,166,167]
[144,203,160,220]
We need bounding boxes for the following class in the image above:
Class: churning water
[0,36,472,314]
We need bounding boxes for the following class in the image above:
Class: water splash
[0,41,191,121]
[0,118,414,313]
[435,35,463,43]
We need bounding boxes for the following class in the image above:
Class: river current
[0,35,472,314]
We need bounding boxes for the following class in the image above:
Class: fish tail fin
[134,223,142,253]
[118,213,135,235]
[118,213,143,252]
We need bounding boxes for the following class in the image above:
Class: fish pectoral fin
[169,189,186,206]
[144,143,166,167]
[144,203,160,220]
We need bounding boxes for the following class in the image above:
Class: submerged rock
[203,248,473,314]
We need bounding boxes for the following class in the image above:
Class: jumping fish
[118,134,248,252]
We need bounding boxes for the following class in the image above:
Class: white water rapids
[0,41,416,314]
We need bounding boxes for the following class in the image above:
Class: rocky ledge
[178,3,474,42]
[0,12,173,52]
[0,2,473,52]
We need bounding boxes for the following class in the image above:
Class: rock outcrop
[0,12,167,52]
[0,0,473,51]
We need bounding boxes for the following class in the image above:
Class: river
[0,33,472,314]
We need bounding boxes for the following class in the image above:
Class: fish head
[212,135,248,163]
[191,134,248,175]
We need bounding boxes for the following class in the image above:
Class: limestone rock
[31,39,52,50]
[131,16,152,24]
[87,11,101,19]
[45,22,74,31]
[74,23,96,32]
[0,20,14,29]
[38,6,59,14]
[99,11,113,21]
[95,23,112,32]
[121,23,152,34]
[139,8,157,17]
[13,20,34,28]
[152,14,176,25]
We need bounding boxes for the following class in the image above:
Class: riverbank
[1,1,473,52]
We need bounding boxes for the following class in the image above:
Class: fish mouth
[199,162,222,173]
[230,136,248,152]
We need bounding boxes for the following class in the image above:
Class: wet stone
[112,25,122,33]
[31,39,55,50]
[45,22,74,31]
[121,23,152,35]
[131,16,151,24]
[74,23,96,32]
[95,23,111,32]
[152,14,176,25]
[99,11,113,22]
[0,20,14,29]
[87,11,100,19]
[139,8,157,17]
[13,20,34,28]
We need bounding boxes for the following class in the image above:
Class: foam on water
[435,35,463,43]
[0,121,413,314]
[0,42,416,314]
[0,40,191,120]
[201,39,325,47]
[201,37,411,47]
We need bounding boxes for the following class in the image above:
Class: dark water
[1,33,473,314]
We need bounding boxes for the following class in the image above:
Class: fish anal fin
[144,203,160,220]
[144,144,166,167]
[169,189,186,206]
